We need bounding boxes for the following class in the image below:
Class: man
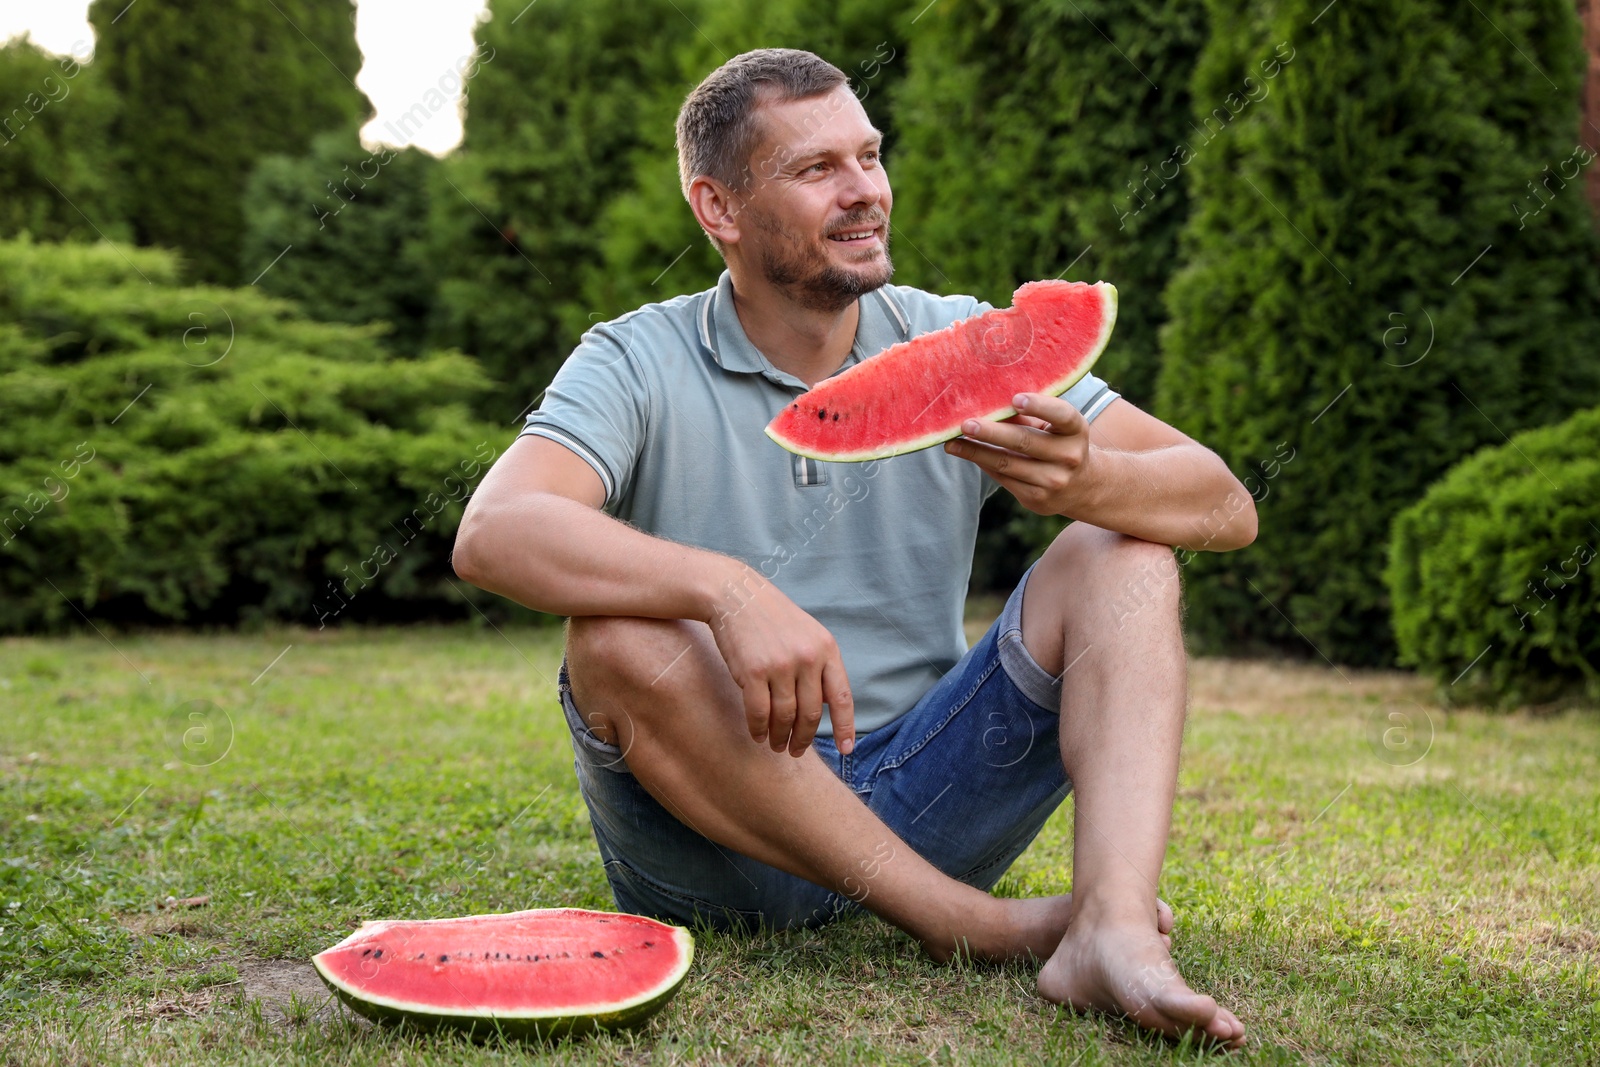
[453,48,1255,1049]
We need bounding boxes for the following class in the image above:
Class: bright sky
[0,0,492,156]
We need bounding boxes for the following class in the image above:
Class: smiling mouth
[826,226,882,245]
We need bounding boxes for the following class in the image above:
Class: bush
[87,0,368,281]
[242,131,440,355]
[0,237,516,634]
[0,37,123,244]
[423,0,702,412]
[889,0,1207,408]
[1154,0,1600,665]
[1387,407,1600,706]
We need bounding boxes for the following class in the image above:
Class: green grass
[2,620,1597,1064]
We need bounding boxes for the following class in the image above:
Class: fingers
[944,435,1059,484]
[822,656,856,756]
[1014,391,1087,435]
[999,413,1053,431]
[789,666,824,756]
[767,671,798,753]
[743,678,772,747]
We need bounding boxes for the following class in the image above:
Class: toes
[1150,986,1220,1032]
[1155,898,1174,935]
[1211,1006,1247,1048]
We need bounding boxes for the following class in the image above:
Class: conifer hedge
[889,0,1208,408]
[1387,407,1600,705]
[242,132,439,355]
[86,0,368,282]
[0,238,509,633]
[0,37,121,244]
[1155,0,1600,665]
[423,0,701,412]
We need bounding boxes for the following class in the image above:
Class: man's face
[735,85,893,312]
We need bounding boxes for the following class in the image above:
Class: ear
[688,174,746,247]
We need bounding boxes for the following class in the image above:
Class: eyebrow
[788,133,885,168]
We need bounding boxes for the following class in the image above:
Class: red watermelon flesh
[765,279,1117,462]
[311,908,693,1039]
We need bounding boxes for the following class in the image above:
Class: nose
[837,156,883,211]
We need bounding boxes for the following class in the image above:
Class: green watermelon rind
[311,909,694,1042]
[765,281,1118,463]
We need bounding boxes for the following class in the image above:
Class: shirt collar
[698,269,910,387]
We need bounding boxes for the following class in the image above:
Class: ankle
[917,888,1008,961]
[1067,884,1158,930]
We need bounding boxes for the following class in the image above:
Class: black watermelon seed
[832,413,839,421]
[361,949,372,957]
[439,955,449,963]
[373,950,382,959]
[644,941,654,947]
[592,951,605,959]
[817,409,827,420]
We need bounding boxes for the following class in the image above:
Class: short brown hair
[675,48,849,202]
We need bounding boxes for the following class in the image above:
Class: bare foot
[1036,907,1244,1050]
[922,893,1176,964]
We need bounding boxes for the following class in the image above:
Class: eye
[804,161,827,174]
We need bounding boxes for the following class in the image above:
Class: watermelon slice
[311,908,693,1040]
[766,279,1117,462]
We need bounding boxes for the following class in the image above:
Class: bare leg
[1022,524,1245,1048]
[566,613,1080,962]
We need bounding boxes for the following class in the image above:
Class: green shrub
[423,0,701,411]
[0,37,123,244]
[242,131,440,355]
[87,0,368,281]
[1155,0,1600,665]
[0,238,514,634]
[889,0,1207,408]
[1387,407,1600,706]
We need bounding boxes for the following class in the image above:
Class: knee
[568,616,670,690]
[1041,524,1180,606]
[566,615,710,704]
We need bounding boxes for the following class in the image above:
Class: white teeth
[831,230,874,241]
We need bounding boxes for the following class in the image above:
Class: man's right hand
[703,564,856,758]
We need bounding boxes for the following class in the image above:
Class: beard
[745,205,894,313]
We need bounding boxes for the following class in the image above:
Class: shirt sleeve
[517,322,649,514]
[970,297,1122,502]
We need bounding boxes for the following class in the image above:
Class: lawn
[2,615,1597,1065]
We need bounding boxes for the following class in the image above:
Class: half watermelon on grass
[311,908,693,1040]
[766,279,1117,462]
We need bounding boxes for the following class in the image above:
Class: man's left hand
[943,392,1091,516]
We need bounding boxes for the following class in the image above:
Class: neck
[725,265,860,388]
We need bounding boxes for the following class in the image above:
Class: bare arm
[452,435,857,755]
[452,435,735,620]
[945,393,1258,552]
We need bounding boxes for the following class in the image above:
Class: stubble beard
[747,205,894,313]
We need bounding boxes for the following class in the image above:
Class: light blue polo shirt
[520,270,1119,736]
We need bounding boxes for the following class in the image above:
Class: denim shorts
[559,563,1072,932]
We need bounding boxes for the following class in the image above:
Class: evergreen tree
[242,131,438,353]
[887,0,1209,592]
[87,0,368,281]
[423,0,700,414]
[889,0,1208,408]
[1155,0,1600,665]
[0,36,122,243]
